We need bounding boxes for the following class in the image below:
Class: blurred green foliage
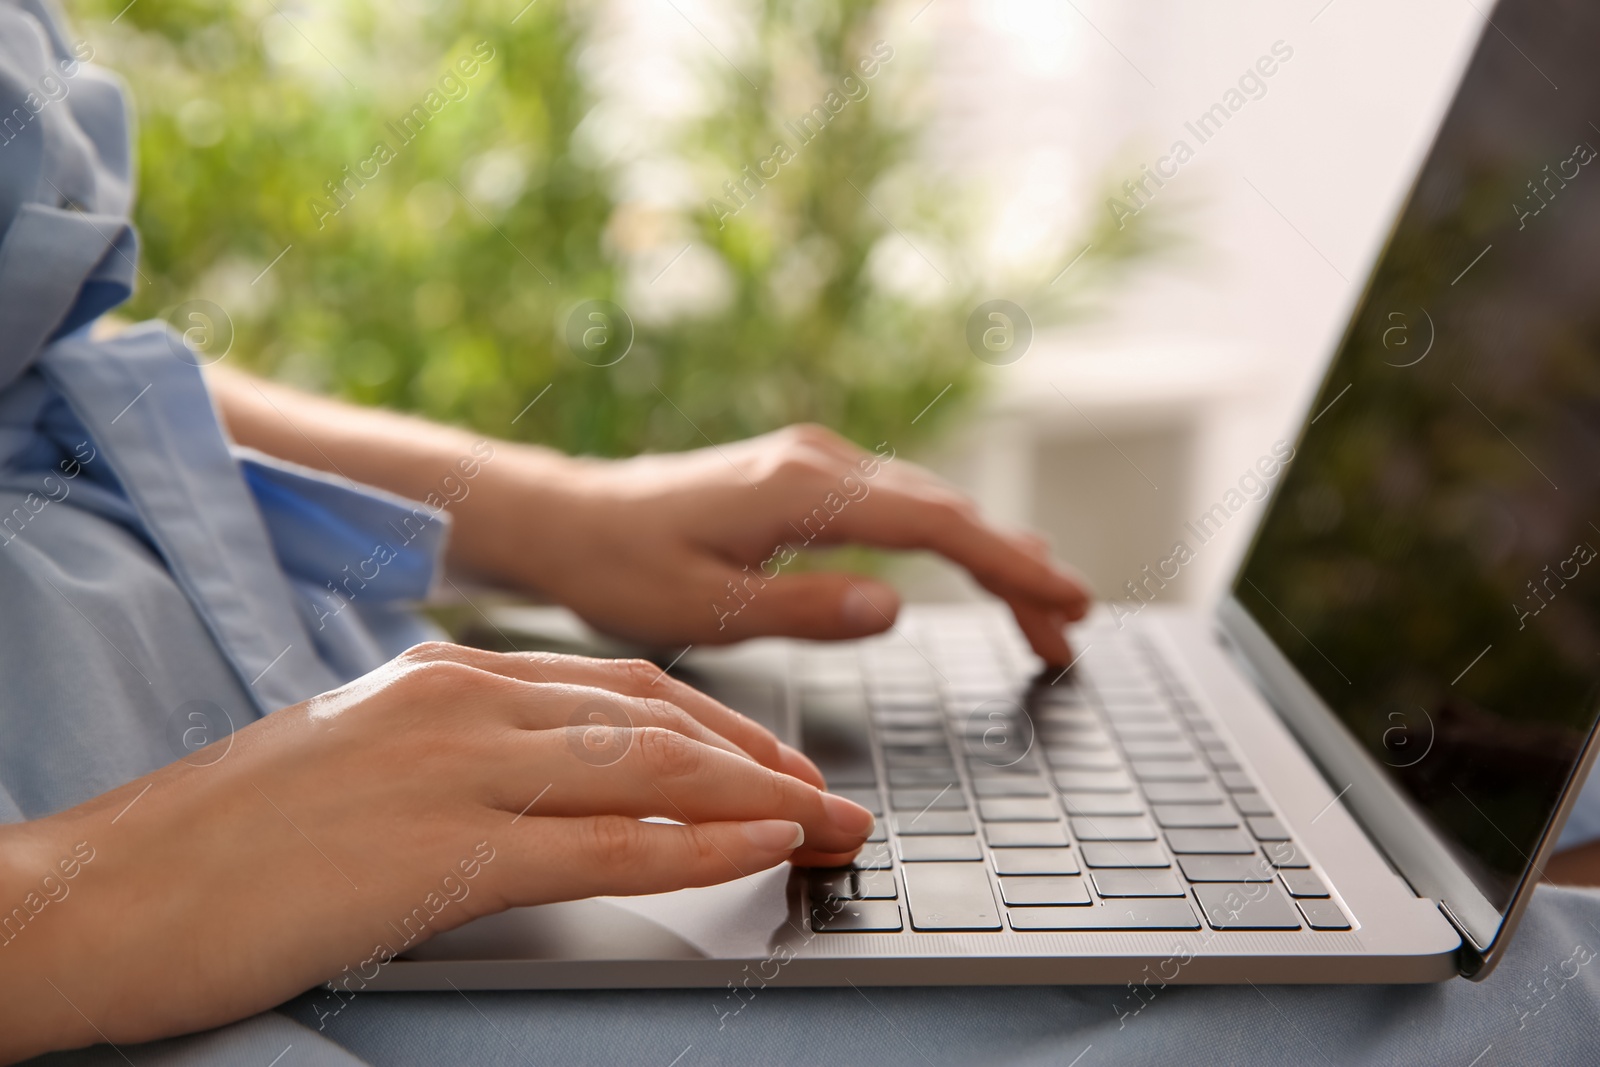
[72,0,1158,456]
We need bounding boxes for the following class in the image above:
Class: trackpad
[408,865,794,962]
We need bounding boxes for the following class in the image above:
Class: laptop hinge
[1437,899,1487,978]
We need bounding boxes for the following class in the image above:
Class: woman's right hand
[0,642,874,1062]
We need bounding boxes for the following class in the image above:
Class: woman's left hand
[473,424,1092,662]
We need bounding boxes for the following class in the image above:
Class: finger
[501,728,875,855]
[392,652,755,763]
[499,815,806,901]
[1007,599,1074,666]
[790,846,872,869]
[398,644,820,787]
[515,683,757,763]
[819,484,1092,615]
[513,654,821,789]
[706,568,902,643]
[706,549,1074,664]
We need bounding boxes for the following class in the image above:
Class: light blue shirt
[0,0,447,822]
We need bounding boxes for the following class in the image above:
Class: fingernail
[841,584,898,630]
[744,819,805,852]
[820,792,876,837]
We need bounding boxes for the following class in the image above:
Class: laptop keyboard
[797,613,1352,935]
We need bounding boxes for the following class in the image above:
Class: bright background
[71,0,1485,615]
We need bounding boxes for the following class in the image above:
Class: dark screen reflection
[1236,0,1600,910]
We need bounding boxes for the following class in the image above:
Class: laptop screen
[1234,0,1600,912]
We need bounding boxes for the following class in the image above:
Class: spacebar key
[902,863,1002,930]
[1008,898,1199,931]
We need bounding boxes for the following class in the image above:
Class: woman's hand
[474,424,1092,662]
[0,643,872,1061]
[207,372,1091,664]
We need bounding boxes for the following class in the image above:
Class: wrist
[446,442,598,593]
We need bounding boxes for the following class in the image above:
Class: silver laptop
[376,0,1600,989]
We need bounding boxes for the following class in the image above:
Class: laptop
[377,0,1600,989]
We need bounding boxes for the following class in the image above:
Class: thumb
[713,571,901,640]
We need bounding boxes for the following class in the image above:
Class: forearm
[0,816,103,1061]
[203,365,579,579]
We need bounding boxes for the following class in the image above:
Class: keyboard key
[888,766,960,787]
[1109,721,1181,740]
[867,821,888,843]
[1104,711,1175,728]
[902,862,1002,930]
[897,835,982,862]
[972,777,1050,797]
[891,788,966,811]
[968,759,1044,779]
[1090,869,1184,897]
[832,788,883,815]
[1166,829,1255,854]
[945,685,1010,705]
[1034,713,1098,731]
[1008,899,1199,931]
[872,709,941,728]
[1034,722,1101,741]
[1121,740,1195,760]
[856,870,899,899]
[1033,690,1092,708]
[1097,691,1166,707]
[878,728,949,747]
[884,746,955,766]
[978,797,1059,822]
[985,822,1070,848]
[1247,816,1291,841]
[1036,717,1096,735]
[813,900,904,932]
[870,691,939,711]
[949,708,1025,734]
[1142,781,1223,804]
[1297,898,1351,930]
[1195,883,1303,930]
[1264,840,1310,868]
[1080,842,1169,868]
[1132,759,1209,782]
[1219,770,1255,791]
[1230,791,1274,816]
[992,848,1080,875]
[1071,816,1157,841]
[999,876,1091,906]
[1046,749,1123,770]
[1153,804,1239,829]
[810,868,899,900]
[969,738,1045,760]
[893,811,976,836]
[1177,855,1275,882]
[850,842,894,869]
[1037,726,1112,745]
[1060,791,1146,816]
[1054,770,1136,793]
[808,871,856,900]
[1278,869,1330,898]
